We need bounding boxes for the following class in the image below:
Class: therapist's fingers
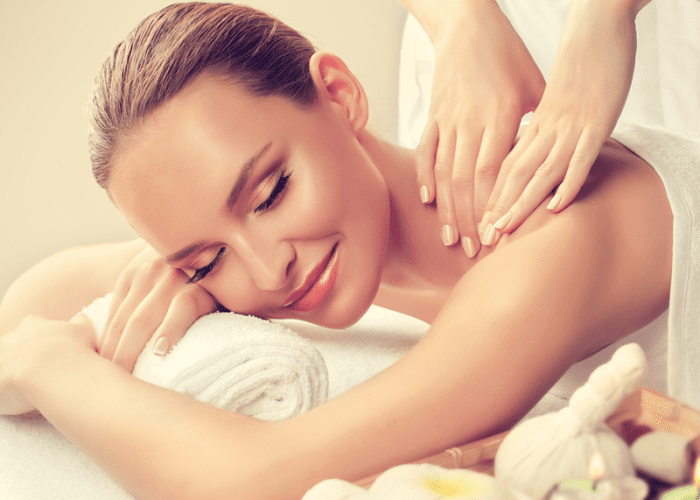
[496,135,577,233]
[481,132,553,245]
[416,118,439,205]
[450,133,481,257]
[482,124,537,222]
[548,127,605,213]
[473,122,520,222]
[433,130,460,246]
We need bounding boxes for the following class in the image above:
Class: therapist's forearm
[397,0,498,42]
[570,0,653,19]
[15,340,288,500]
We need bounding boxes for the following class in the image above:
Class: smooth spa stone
[631,431,692,485]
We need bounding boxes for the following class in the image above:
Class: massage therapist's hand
[100,241,218,373]
[479,0,647,244]
[0,313,96,415]
[408,0,544,257]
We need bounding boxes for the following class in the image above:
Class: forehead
[107,74,297,252]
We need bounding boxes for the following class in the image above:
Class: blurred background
[0,0,407,300]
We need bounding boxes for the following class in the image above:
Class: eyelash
[186,170,291,284]
[186,247,226,284]
[254,170,291,213]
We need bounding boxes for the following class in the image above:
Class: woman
[0,3,673,500]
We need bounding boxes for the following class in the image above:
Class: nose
[228,230,294,291]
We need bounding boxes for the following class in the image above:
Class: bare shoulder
[0,239,146,335]
[446,139,672,363]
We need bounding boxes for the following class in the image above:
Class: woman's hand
[0,313,96,415]
[412,0,544,257]
[479,0,642,244]
[99,243,218,373]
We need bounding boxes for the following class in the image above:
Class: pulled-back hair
[86,2,318,189]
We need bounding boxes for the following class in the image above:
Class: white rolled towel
[83,294,329,421]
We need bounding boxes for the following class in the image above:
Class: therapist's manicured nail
[479,211,491,237]
[420,185,430,204]
[494,211,512,231]
[483,224,496,246]
[153,337,170,356]
[441,225,457,246]
[462,237,477,258]
[547,193,562,211]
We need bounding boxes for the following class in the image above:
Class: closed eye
[186,247,226,284]
[254,170,291,213]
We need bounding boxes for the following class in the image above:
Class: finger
[500,135,578,232]
[99,291,147,361]
[451,133,481,256]
[481,124,538,229]
[151,287,217,358]
[100,276,132,352]
[111,290,172,372]
[482,135,553,245]
[549,128,605,213]
[415,118,439,204]
[100,260,165,359]
[473,122,519,221]
[433,130,459,246]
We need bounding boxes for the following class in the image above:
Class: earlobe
[309,52,369,134]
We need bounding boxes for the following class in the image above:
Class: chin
[312,274,380,329]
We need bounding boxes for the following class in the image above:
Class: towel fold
[84,294,329,421]
[611,124,700,410]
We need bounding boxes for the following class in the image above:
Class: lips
[284,244,339,312]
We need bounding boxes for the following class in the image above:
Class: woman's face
[109,73,390,328]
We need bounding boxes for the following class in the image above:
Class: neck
[357,130,485,320]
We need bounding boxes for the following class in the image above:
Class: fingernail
[493,230,503,246]
[462,237,477,258]
[479,211,491,237]
[494,211,512,231]
[420,185,430,204]
[153,337,170,356]
[547,193,561,211]
[441,225,457,246]
[483,224,496,246]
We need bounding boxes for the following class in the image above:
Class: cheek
[199,262,262,315]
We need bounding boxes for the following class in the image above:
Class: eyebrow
[226,142,271,211]
[165,142,272,265]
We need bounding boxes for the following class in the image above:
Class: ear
[309,52,369,134]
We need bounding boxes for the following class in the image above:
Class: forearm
[605,0,654,17]
[398,0,498,43]
[0,239,146,336]
[9,266,562,500]
[567,0,653,23]
[15,338,284,500]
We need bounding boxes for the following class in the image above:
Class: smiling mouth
[283,243,339,312]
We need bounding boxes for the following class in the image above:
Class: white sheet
[0,305,428,500]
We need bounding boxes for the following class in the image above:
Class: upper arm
[274,160,672,485]
[270,220,608,486]
[0,239,147,336]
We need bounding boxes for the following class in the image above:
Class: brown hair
[86,2,317,189]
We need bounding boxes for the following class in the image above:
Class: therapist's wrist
[404,0,500,45]
[574,0,652,20]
